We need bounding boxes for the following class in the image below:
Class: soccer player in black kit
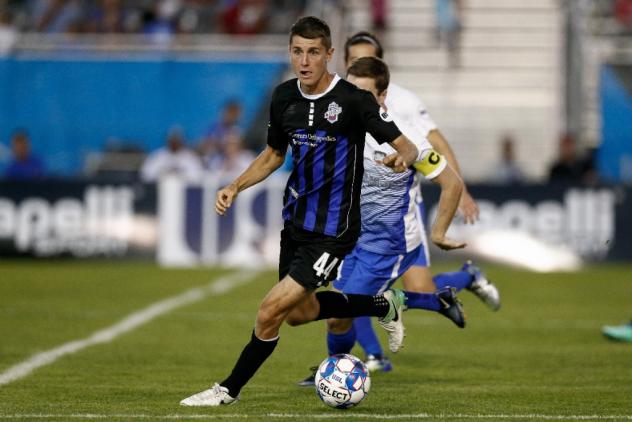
[180,16,465,406]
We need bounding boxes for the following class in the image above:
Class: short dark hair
[346,56,390,95]
[344,31,384,64]
[289,16,332,50]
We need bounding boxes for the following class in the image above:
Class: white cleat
[378,289,406,353]
[180,383,238,407]
[364,354,393,373]
[464,260,501,311]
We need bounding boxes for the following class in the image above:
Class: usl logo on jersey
[324,102,342,123]
[379,106,393,122]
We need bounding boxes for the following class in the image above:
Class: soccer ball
[314,353,371,409]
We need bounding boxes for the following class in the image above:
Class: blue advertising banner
[598,64,632,183]
[0,181,156,258]
[157,179,632,268]
[1,180,630,267]
[423,184,630,267]
[0,56,286,175]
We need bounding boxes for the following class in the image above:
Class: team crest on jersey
[324,102,342,123]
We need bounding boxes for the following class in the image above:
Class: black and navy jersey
[267,75,402,239]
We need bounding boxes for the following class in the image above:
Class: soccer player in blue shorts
[296,53,500,385]
[341,32,501,374]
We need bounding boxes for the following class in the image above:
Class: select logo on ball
[314,354,371,409]
[318,381,349,401]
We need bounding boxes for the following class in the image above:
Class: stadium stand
[346,0,563,182]
[1,1,630,183]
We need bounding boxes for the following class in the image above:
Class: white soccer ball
[314,353,371,409]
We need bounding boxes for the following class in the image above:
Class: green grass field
[0,260,631,421]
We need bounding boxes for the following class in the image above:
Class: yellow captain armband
[412,149,447,179]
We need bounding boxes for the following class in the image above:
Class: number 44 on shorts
[313,252,339,279]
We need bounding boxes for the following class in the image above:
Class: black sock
[315,291,390,320]
[220,330,278,397]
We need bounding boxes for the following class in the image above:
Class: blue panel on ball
[320,357,337,378]
[345,372,360,391]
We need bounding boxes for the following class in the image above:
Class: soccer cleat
[378,289,406,353]
[364,354,393,373]
[464,260,501,311]
[602,321,632,343]
[179,383,238,406]
[436,287,466,328]
[296,366,318,387]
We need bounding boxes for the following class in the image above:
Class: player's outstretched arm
[382,135,419,173]
[429,165,466,250]
[215,146,286,215]
[427,130,479,224]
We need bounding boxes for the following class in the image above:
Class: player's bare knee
[256,304,283,329]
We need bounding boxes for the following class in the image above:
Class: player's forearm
[228,147,285,193]
[427,130,463,176]
[430,167,463,241]
[389,135,419,167]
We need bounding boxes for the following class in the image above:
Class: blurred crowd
[0,0,311,35]
[592,0,632,33]
[138,100,256,183]
[0,0,611,186]
[1,100,264,182]
[488,132,597,186]
[0,120,601,187]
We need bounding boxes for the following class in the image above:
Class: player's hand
[458,190,479,225]
[430,232,467,251]
[215,184,239,215]
[380,153,408,173]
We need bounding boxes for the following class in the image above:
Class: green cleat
[378,289,406,353]
[602,321,632,343]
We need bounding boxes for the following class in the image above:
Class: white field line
[0,269,258,387]
[0,413,631,420]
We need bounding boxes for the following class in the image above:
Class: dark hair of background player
[344,31,384,64]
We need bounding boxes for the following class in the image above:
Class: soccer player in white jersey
[341,32,500,373]
[296,35,501,385]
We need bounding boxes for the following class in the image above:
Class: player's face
[347,75,386,106]
[345,43,379,69]
[290,35,334,93]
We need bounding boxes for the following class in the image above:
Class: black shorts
[279,222,357,290]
